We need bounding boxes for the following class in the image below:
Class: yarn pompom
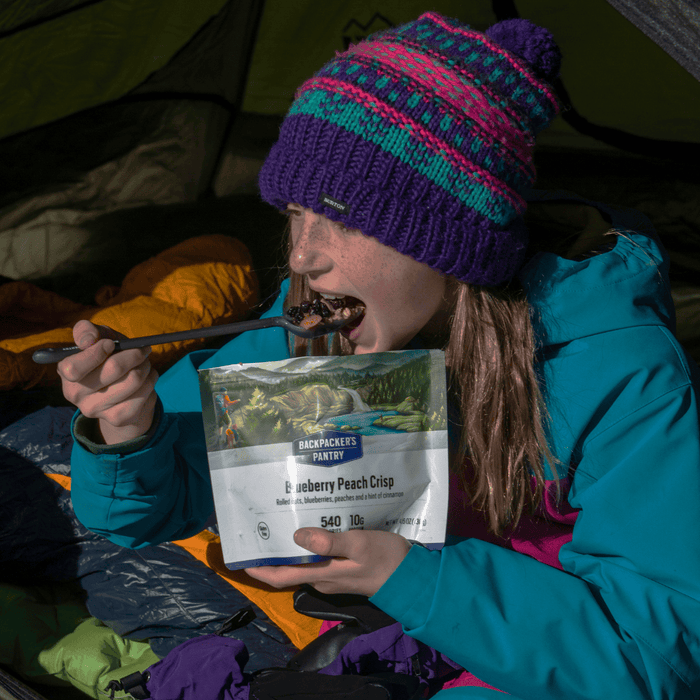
[485,19,561,82]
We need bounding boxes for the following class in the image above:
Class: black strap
[250,668,422,700]
[292,585,396,631]
[286,586,398,673]
[215,605,257,635]
[106,672,151,700]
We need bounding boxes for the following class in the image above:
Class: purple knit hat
[258,13,561,286]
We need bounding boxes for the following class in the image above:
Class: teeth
[320,293,344,300]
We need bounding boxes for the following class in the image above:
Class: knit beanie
[258,12,561,286]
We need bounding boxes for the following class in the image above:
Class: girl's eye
[331,218,358,234]
[333,220,363,237]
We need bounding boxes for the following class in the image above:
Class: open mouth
[286,294,366,331]
[333,297,365,336]
[321,295,366,332]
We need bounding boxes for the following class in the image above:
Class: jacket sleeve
[71,282,291,548]
[371,353,700,699]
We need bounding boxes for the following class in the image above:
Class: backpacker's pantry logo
[293,430,363,466]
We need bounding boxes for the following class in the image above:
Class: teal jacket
[70,197,700,699]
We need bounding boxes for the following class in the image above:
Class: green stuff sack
[0,582,159,699]
[38,618,160,699]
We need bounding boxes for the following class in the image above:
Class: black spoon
[31,309,362,364]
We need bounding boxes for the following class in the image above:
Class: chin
[353,334,402,355]
[353,344,374,355]
[347,315,409,355]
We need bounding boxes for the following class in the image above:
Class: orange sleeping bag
[0,234,259,390]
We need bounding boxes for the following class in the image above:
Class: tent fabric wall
[606,0,700,82]
[240,0,700,151]
[0,0,264,282]
[2,0,699,284]
[0,0,230,140]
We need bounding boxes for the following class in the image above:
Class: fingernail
[294,529,311,548]
[79,335,96,348]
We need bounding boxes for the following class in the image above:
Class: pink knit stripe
[422,11,560,112]
[346,52,535,178]
[394,37,538,148]
[346,49,536,184]
[300,76,526,213]
[348,41,533,168]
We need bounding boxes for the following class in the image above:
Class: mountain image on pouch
[198,350,447,450]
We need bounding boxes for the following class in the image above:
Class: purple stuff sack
[107,590,464,700]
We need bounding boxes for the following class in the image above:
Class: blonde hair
[444,281,555,534]
[283,247,555,535]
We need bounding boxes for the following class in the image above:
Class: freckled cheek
[366,277,398,311]
[343,253,386,295]
[396,278,443,326]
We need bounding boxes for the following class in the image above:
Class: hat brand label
[319,193,350,214]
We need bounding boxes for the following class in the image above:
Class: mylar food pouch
[198,349,449,569]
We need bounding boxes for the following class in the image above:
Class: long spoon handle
[31,316,287,364]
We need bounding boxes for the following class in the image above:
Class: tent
[1,0,698,280]
[1,0,698,376]
[1,1,699,697]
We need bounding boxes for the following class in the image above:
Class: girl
[59,13,700,699]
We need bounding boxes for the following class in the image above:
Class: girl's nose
[289,210,332,276]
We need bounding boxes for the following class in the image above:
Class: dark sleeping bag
[0,406,297,698]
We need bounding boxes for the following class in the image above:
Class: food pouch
[198,349,449,569]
